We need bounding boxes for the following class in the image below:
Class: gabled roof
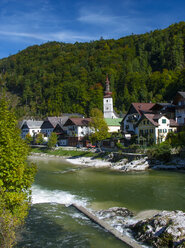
[173,91,185,105]
[137,114,178,127]
[21,120,43,129]
[169,119,179,127]
[63,118,91,127]
[150,103,175,111]
[41,116,69,129]
[142,114,160,126]
[122,103,155,123]
[178,92,185,98]
[132,103,155,115]
[104,118,122,126]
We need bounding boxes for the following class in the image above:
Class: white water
[31,184,88,207]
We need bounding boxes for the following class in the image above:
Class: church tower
[103,76,117,119]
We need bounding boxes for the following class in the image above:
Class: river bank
[30,151,185,172]
[28,153,185,248]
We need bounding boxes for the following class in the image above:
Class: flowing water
[17,156,185,248]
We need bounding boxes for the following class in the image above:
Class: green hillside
[0,22,185,118]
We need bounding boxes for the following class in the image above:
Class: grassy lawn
[31,147,97,158]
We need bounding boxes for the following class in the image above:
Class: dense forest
[0,22,185,118]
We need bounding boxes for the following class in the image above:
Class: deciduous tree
[89,108,109,149]
[0,98,36,247]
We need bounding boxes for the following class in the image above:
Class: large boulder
[96,207,133,219]
[129,210,185,247]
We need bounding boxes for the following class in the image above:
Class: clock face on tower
[105,104,111,111]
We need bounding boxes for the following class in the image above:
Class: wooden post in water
[72,204,142,248]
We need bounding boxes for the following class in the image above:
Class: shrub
[47,132,58,149]
[116,142,125,150]
[147,143,172,162]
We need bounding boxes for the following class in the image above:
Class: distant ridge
[0,21,184,118]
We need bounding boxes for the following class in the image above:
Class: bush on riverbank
[165,129,185,148]
[147,143,172,162]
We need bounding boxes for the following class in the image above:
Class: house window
[150,129,154,133]
[143,121,145,125]
[145,129,148,134]
[159,129,162,133]
[140,130,143,135]
[147,120,150,124]
[163,129,167,133]
[162,119,166,124]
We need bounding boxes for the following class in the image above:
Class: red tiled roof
[169,119,179,127]
[132,103,155,115]
[64,118,91,126]
[143,114,159,126]
[138,114,178,127]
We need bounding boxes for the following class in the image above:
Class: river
[16,156,185,248]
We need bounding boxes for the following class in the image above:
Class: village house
[40,116,70,145]
[137,114,178,146]
[173,91,185,128]
[40,117,66,137]
[121,103,155,136]
[150,103,176,120]
[21,120,43,139]
[63,118,92,146]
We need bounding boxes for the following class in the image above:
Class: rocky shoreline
[94,207,185,248]
[30,152,185,172]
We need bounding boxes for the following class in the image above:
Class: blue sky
[0,0,184,59]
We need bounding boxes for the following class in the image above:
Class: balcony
[127,115,138,123]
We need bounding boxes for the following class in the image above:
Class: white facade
[103,97,117,119]
[154,116,172,143]
[21,120,43,139]
[108,125,120,133]
[22,127,41,138]
[173,92,185,126]
[66,125,92,137]
[138,115,177,145]
[176,108,185,125]
[123,113,140,134]
[41,128,54,137]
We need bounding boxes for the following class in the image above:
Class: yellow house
[137,114,178,146]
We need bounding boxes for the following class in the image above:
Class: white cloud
[0,30,98,43]
[78,12,118,25]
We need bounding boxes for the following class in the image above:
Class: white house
[137,114,178,145]
[41,116,68,138]
[63,118,92,146]
[173,91,185,127]
[121,103,155,135]
[21,120,43,139]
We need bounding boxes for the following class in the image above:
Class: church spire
[104,75,112,97]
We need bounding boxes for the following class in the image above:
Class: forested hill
[0,22,185,118]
